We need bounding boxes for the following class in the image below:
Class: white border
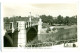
[0,0,80,53]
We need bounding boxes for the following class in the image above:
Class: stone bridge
[4,18,42,47]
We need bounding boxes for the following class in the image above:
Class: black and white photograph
[3,3,77,48]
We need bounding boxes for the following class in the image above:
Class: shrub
[46,28,51,33]
[52,28,56,31]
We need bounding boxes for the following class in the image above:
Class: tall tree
[40,15,53,25]
[64,16,70,25]
[57,15,63,25]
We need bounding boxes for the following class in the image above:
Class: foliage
[46,27,51,33]
[41,27,77,42]
[4,17,10,23]
[57,15,63,24]
[40,15,77,26]
[64,16,70,25]
[40,15,53,25]
[52,28,56,31]
[4,15,77,29]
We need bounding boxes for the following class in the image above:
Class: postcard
[0,0,80,53]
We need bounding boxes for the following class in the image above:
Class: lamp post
[29,12,32,27]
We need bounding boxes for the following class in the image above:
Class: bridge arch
[4,34,13,47]
[26,26,38,43]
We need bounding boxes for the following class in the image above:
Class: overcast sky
[3,3,77,17]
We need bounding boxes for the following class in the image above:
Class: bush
[52,28,56,31]
[46,28,51,33]
[42,23,50,28]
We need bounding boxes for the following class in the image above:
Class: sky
[3,3,77,17]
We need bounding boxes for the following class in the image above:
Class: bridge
[4,17,43,47]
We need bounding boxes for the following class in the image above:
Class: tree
[47,15,53,25]
[40,15,53,25]
[4,17,10,23]
[70,16,77,25]
[64,16,70,25]
[57,15,63,25]
[40,15,48,23]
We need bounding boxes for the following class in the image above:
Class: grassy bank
[40,27,77,42]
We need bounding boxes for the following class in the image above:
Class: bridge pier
[17,21,26,47]
[15,18,42,47]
